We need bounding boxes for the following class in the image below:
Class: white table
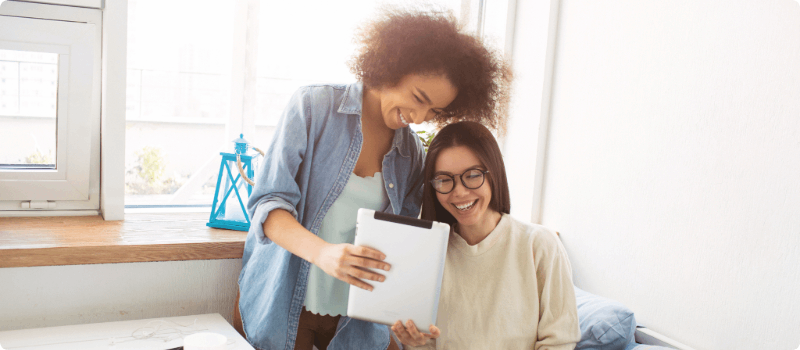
[0,313,254,350]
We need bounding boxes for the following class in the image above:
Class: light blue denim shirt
[240,82,426,350]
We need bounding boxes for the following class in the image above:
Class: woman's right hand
[392,320,440,347]
[313,243,391,291]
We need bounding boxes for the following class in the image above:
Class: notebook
[346,208,450,333]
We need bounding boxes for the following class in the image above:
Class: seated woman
[391,121,581,349]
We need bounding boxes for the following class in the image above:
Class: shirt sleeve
[246,87,309,244]
[534,232,581,350]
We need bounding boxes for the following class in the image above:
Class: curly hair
[350,7,512,134]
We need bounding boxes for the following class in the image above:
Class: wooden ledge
[0,213,248,268]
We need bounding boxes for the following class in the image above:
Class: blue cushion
[575,286,636,350]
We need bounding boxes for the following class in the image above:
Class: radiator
[635,327,697,350]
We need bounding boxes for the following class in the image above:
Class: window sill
[0,213,247,268]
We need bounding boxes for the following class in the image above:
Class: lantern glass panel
[213,159,250,224]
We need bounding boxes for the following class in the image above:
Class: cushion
[575,286,637,350]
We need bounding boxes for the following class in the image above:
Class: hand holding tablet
[392,320,441,345]
[313,242,391,291]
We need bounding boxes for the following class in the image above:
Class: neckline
[352,171,381,180]
[450,214,511,256]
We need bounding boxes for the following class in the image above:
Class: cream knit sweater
[408,214,580,350]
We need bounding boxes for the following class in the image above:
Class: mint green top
[304,172,390,316]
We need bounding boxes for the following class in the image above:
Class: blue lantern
[207,134,263,231]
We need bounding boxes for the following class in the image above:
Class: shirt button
[389,183,394,189]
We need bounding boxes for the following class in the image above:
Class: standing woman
[239,8,511,350]
[392,122,580,349]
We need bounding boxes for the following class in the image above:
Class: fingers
[391,320,438,346]
[405,320,424,338]
[348,245,386,260]
[350,266,385,283]
[352,256,392,271]
[342,274,374,291]
[347,245,392,271]
[429,325,441,338]
[392,321,425,346]
[391,321,409,344]
[325,244,392,290]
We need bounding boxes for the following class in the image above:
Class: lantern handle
[237,147,265,187]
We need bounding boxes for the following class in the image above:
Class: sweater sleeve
[403,339,436,350]
[533,231,581,350]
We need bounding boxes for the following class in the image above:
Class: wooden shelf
[0,213,248,268]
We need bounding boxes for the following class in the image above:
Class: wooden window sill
[0,213,247,268]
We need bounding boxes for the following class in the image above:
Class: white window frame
[12,0,102,8]
[0,0,126,219]
[0,16,95,199]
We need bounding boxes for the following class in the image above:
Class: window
[0,2,101,212]
[124,0,236,208]
[0,0,515,216]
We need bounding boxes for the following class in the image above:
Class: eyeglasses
[430,168,490,194]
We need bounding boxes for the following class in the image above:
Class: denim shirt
[240,82,426,350]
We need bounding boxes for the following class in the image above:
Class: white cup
[183,332,227,350]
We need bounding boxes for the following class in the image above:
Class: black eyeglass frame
[429,168,490,194]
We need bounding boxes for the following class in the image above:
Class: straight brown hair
[421,121,510,225]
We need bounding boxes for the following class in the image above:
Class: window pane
[0,49,58,168]
[126,0,235,206]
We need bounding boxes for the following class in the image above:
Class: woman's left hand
[391,320,440,346]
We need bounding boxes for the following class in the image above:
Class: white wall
[539,0,800,349]
[503,0,556,221]
[0,259,241,331]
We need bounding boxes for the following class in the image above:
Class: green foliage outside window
[24,149,53,164]
[417,130,436,152]
[136,146,165,185]
[125,146,188,195]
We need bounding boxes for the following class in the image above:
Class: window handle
[20,201,56,209]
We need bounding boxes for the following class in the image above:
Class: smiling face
[434,145,500,236]
[377,74,458,129]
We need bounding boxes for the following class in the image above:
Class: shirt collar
[337,82,363,115]
[392,127,413,158]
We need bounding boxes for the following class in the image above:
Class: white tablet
[346,208,450,331]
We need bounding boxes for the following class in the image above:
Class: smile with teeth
[453,199,478,211]
[397,108,410,126]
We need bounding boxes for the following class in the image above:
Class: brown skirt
[293,307,400,350]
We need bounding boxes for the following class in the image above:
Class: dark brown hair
[349,7,512,134]
[421,121,510,225]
